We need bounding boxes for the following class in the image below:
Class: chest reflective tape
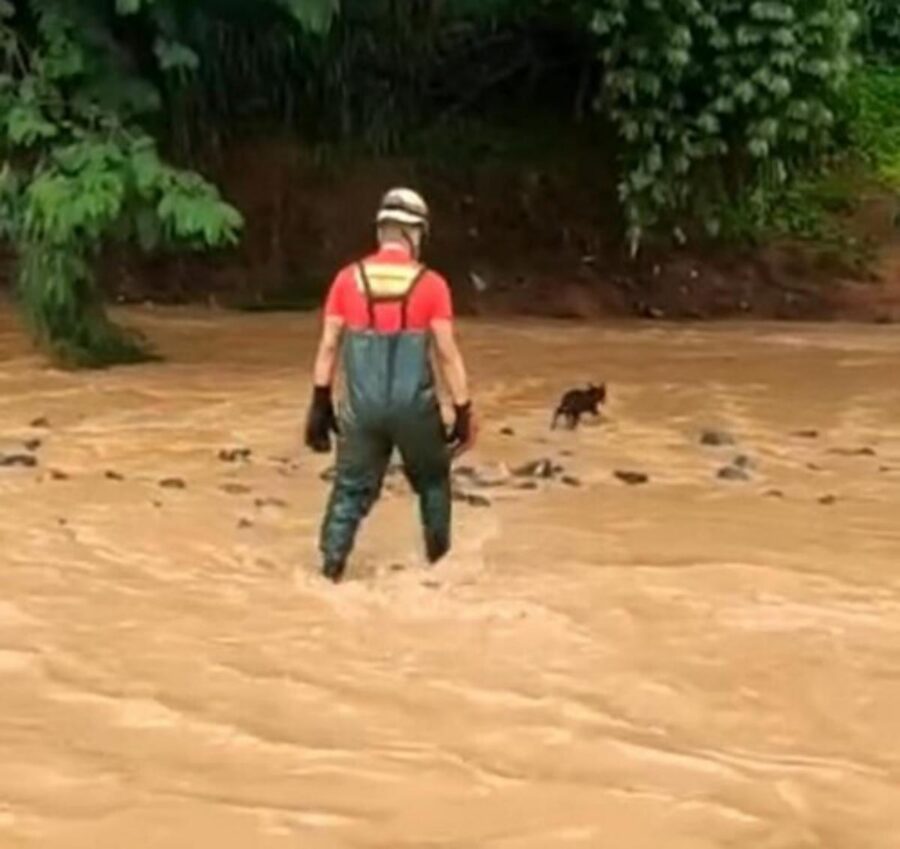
[355,262,427,301]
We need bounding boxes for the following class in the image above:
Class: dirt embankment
[5,136,900,323]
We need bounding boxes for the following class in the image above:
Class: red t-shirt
[324,243,453,332]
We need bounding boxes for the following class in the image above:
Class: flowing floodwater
[1,305,899,849]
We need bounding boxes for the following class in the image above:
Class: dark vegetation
[0,0,898,366]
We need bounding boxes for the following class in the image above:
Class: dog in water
[551,383,607,430]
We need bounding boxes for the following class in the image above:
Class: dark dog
[551,383,607,430]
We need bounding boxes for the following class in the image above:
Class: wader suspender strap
[356,262,429,331]
[356,262,377,329]
[400,266,429,330]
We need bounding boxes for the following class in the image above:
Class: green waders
[319,263,452,571]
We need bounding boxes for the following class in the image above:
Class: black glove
[305,385,339,453]
[446,401,472,451]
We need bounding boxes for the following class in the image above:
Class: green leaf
[6,105,59,146]
[153,39,199,73]
[115,0,142,13]
[276,0,337,34]
[0,0,14,19]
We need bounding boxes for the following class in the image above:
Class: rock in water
[29,417,50,429]
[830,447,876,457]
[159,477,186,489]
[514,459,557,479]
[49,469,69,481]
[819,494,837,506]
[222,483,252,495]
[23,439,42,452]
[0,453,38,468]
[219,448,252,463]
[733,454,753,469]
[319,467,337,482]
[701,429,735,447]
[764,489,785,498]
[561,475,582,487]
[614,470,649,486]
[105,471,124,481]
[500,427,515,437]
[717,466,750,482]
[792,429,820,439]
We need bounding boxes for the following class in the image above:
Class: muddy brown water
[1,306,899,849]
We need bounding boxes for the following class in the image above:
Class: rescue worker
[303,188,476,582]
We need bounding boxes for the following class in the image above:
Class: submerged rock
[29,417,50,429]
[319,467,337,482]
[49,469,70,481]
[219,448,252,463]
[222,483,252,495]
[819,494,837,506]
[764,489,785,498]
[700,429,735,447]
[561,475,582,487]
[829,447,876,457]
[514,459,560,479]
[614,470,649,486]
[717,466,750,482]
[159,477,186,489]
[0,453,37,468]
[23,439,42,452]
[792,429,820,439]
[105,471,125,481]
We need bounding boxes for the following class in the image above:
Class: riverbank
[75,137,899,325]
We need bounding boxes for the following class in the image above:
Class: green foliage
[161,0,576,159]
[586,0,860,253]
[845,63,900,186]
[0,0,314,366]
[860,0,900,60]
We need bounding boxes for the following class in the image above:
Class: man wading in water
[304,188,477,582]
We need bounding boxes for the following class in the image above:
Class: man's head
[375,188,430,257]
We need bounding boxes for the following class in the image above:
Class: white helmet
[375,187,430,233]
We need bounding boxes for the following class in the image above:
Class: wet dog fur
[551,383,607,430]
